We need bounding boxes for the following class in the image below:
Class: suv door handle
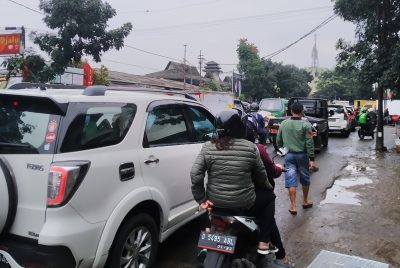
[119,162,135,181]
[144,158,159,165]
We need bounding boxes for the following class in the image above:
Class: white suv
[0,86,216,268]
[328,104,351,137]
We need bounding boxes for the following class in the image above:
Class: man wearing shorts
[277,102,315,215]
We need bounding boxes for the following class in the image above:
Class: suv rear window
[60,103,136,152]
[0,96,63,154]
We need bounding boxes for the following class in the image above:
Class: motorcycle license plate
[197,231,237,254]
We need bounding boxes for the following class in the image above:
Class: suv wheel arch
[92,197,163,268]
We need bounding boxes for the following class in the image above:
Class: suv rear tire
[0,158,17,237]
[106,214,158,268]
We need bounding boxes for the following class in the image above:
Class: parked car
[328,104,352,137]
[0,85,216,268]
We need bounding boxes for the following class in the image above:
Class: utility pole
[376,2,386,151]
[198,50,205,77]
[231,69,235,94]
[183,44,187,90]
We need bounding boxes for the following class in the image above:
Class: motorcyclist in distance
[249,103,268,145]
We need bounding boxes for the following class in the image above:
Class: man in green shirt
[277,102,315,215]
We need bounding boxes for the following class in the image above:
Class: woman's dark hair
[211,109,245,150]
[211,136,233,150]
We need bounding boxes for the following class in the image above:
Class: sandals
[257,244,279,255]
[274,258,295,267]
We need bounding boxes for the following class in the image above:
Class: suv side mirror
[329,110,335,117]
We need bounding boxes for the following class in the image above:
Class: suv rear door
[0,94,65,237]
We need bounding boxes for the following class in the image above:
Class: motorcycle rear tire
[203,251,229,268]
[358,130,365,140]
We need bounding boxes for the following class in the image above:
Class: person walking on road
[245,124,295,267]
[277,102,315,215]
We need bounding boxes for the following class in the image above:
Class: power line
[102,58,160,71]
[5,0,43,15]
[262,14,338,59]
[120,0,223,14]
[124,45,181,62]
[124,44,199,69]
[133,6,333,34]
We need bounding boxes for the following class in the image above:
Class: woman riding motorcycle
[190,109,278,254]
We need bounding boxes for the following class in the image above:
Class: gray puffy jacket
[190,139,272,209]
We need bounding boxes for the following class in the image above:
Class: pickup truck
[267,97,329,152]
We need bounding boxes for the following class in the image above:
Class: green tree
[273,62,312,98]
[313,69,373,100]
[93,65,110,85]
[237,39,311,99]
[334,0,400,150]
[237,39,268,99]
[2,54,55,83]
[33,0,132,73]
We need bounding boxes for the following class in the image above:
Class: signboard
[0,33,21,55]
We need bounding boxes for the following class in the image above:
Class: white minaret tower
[311,34,319,78]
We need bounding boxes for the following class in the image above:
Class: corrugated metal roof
[108,70,199,91]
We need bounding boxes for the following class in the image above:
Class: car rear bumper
[0,234,76,268]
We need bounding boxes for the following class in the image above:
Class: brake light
[211,217,229,232]
[47,161,90,207]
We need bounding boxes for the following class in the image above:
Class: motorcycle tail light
[211,217,229,232]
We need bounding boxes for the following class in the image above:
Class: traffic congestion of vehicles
[0,83,391,268]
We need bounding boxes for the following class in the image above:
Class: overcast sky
[0,0,357,76]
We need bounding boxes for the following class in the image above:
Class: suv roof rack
[8,82,86,90]
[83,85,107,96]
[107,87,198,101]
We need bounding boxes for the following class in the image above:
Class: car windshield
[0,97,62,154]
[260,99,282,111]
[328,105,345,115]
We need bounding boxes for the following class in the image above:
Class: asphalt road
[155,126,400,267]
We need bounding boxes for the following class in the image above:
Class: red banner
[83,63,94,86]
[0,33,21,55]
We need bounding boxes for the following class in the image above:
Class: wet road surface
[155,126,400,267]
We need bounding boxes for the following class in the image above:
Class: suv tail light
[47,161,90,207]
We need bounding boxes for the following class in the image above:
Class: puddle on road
[345,164,376,175]
[321,176,373,206]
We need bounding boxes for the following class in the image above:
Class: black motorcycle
[198,149,287,268]
[358,123,375,140]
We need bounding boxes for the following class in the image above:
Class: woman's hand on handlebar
[200,200,214,212]
[275,163,284,171]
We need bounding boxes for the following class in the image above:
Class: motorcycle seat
[211,207,252,217]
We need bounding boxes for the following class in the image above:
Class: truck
[188,91,235,115]
[267,97,329,152]
[259,98,288,117]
